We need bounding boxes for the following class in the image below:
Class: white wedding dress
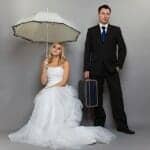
[8,66,116,149]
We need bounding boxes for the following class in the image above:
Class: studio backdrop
[0,0,150,132]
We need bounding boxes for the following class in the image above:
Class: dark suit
[84,24,128,129]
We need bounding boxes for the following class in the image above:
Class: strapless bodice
[46,66,64,86]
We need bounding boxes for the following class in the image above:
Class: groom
[83,4,135,134]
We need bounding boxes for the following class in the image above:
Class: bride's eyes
[53,45,61,50]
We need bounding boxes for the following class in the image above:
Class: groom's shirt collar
[99,23,108,33]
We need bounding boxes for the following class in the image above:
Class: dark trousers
[90,68,128,129]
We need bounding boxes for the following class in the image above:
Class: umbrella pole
[45,42,48,58]
[45,8,49,58]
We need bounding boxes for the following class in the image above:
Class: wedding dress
[8,66,116,149]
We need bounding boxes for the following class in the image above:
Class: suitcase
[78,79,99,108]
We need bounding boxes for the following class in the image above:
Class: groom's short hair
[98,4,111,13]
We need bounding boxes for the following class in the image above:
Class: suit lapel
[105,24,111,42]
[95,25,102,46]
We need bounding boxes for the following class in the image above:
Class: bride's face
[51,44,62,56]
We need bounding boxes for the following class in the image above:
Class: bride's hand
[44,58,48,65]
[42,58,49,69]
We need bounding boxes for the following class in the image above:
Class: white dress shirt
[99,23,108,33]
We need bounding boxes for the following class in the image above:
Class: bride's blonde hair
[47,43,67,65]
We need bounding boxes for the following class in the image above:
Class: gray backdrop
[0,0,150,132]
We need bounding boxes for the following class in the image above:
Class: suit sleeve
[84,29,92,71]
[116,27,127,69]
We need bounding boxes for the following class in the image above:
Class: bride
[8,43,116,149]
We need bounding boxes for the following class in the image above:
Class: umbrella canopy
[12,12,80,43]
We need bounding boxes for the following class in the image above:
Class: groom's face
[98,8,111,24]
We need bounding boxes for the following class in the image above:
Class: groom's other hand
[84,71,90,79]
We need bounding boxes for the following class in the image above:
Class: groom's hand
[84,71,90,79]
[116,66,120,72]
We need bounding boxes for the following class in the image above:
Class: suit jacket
[84,24,127,76]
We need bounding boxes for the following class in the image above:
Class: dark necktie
[101,26,106,42]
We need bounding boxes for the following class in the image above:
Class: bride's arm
[40,58,48,85]
[48,60,70,88]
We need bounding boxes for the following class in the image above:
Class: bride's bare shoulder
[64,59,70,65]
[64,60,70,66]
[62,60,70,69]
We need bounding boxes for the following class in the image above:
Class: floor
[0,125,150,150]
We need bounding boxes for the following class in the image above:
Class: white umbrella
[12,11,80,56]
